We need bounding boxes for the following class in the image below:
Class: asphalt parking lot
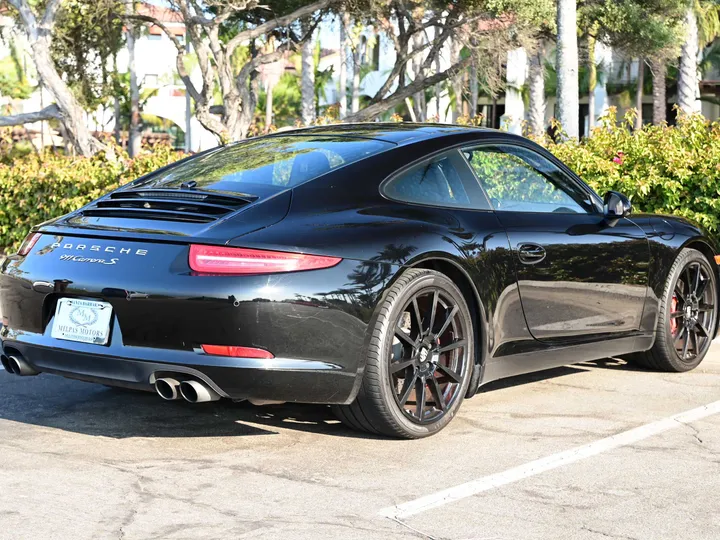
[1,344,720,540]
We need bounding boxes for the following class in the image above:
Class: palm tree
[649,56,668,124]
[556,0,579,138]
[126,0,141,157]
[678,6,701,114]
[527,45,546,136]
[678,2,720,115]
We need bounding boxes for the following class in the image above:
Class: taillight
[18,232,41,256]
[189,245,341,275]
[201,345,274,359]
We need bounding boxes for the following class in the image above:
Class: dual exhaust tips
[155,377,220,403]
[1,354,38,376]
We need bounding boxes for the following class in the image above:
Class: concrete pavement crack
[581,525,639,540]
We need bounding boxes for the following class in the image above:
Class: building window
[147,34,162,41]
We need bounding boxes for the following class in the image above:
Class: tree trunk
[435,55,442,120]
[527,49,545,136]
[265,84,273,131]
[649,57,667,124]
[556,0,579,138]
[469,63,478,118]
[184,38,192,151]
[113,96,121,144]
[411,33,425,122]
[5,0,100,156]
[33,42,98,156]
[504,47,527,135]
[127,1,141,158]
[635,58,644,130]
[351,23,361,114]
[451,39,463,122]
[339,12,348,118]
[678,7,700,114]
[301,28,315,125]
[587,32,597,132]
[112,55,121,144]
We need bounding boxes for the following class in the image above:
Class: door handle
[517,243,546,264]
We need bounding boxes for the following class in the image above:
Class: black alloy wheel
[669,259,716,363]
[333,269,474,438]
[632,248,718,372]
[390,288,468,424]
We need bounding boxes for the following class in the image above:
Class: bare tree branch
[7,0,39,40]
[41,0,63,28]
[0,104,62,127]
[225,0,335,54]
[344,56,473,122]
[123,14,184,51]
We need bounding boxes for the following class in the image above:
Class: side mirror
[603,191,632,225]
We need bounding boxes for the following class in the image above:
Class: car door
[463,142,650,342]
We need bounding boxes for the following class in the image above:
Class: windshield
[142,135,394,195]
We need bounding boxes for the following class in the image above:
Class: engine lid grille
[81,189,257,223]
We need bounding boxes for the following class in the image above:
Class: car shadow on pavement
[0,359,627,440]
[0,373,378,440]
[478,364,591,392]
[581,356,651,372]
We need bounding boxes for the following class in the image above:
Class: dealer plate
[51,298,113,345]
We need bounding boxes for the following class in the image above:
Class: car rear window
[144,135,394,194]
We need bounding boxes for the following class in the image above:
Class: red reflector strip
[18,232,41,256]
[201,344,274,359]
[189,245,341,275]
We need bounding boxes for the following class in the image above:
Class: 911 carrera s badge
[59,254,119,265]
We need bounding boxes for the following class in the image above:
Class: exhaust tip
[7,355,38,376]
[179,380,220,403]
[155,378,181,400]
[1,355,12,374]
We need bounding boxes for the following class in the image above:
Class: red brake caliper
[670,294,679,334]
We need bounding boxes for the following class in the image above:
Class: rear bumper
[1,333,358,404]
[0,234,400,404]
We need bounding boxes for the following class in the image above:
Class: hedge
[0,144,182,252]
[546,109,720,239]
[0,110,718,253]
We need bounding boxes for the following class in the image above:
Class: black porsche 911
[1,124,718,438]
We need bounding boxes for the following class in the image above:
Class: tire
[631,248,718,372]
[333,268,474,438]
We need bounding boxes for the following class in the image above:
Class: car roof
[268,122,497,145]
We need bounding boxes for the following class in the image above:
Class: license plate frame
[51,298,113,345]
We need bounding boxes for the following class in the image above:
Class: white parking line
[378,400,720,520]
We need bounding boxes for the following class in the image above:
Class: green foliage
[545,108,720,240]
[257,72,301,129]
[581,0,685,58]
[466,148,575,207]
[0,145,182,253]
[0,39,32,100]
[51,0,125,109]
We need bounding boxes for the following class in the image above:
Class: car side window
[382,151,491,210]
[462,144,598,214]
